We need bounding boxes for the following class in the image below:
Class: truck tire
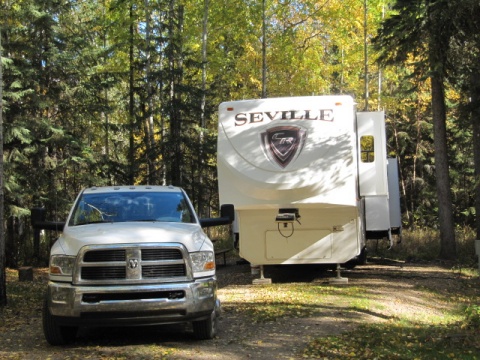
[42,295,78,345]
[192,309,217,340]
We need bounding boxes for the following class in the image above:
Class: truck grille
[75,244,190,284]
[84,250,126,262]
[82,266,126,280]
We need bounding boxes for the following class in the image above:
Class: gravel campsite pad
[0,258,479,359]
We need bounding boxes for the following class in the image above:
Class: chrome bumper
[47,277,218,326]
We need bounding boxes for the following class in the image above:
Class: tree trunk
[128,3,135,185]
[426,0,456,260]
[471,72,480,240]
[0,22,6,307]
[431,75,456,259]
[144,0,156,184]
[198,0,209,217]
[261,0,267,98]
[167,2,184,187]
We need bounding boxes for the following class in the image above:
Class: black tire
[357,246,368,265]
[343,247,367,269]
[192,309,217,340]
[42,295,78,345]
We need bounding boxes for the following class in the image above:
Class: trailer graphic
[261,125,307,168]
[217,96,401,281]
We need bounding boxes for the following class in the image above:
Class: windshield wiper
[76,220,112,226]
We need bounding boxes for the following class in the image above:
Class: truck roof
[82,185,182,194]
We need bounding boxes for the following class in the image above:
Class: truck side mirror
[220,204,235,223]
[199,204,235,228]
[31,207,47,227]
[31,207,65,231]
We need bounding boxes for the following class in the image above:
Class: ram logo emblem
[128,258,139,269]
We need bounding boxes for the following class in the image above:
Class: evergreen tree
[374,0,457,259]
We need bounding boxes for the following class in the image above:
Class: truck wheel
[192,309,217,340]
[42,295,78,345]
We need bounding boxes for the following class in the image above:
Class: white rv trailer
[217,96,401,273]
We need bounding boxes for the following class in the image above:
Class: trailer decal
[261,125,307,168]
[234,109,334,126]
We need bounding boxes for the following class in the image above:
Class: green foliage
[463,304,480,330]
[1,0,480,265]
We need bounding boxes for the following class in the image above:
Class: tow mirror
[199,204,235,228]
[220,204,235,223]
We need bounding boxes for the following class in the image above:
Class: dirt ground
[0,257,478,360]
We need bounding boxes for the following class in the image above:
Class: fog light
[197,282,214,298]
[51,287,70,304]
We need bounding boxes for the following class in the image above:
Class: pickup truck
[32,185,234,345]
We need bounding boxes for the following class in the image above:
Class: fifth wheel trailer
[217,96,401,277]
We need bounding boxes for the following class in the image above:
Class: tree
[374,0,456,259]
[0,17,6,307]
[446,0,480,240]
[427,0,456,259]
[1,0,478,267]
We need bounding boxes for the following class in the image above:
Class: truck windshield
[69,191,195,226]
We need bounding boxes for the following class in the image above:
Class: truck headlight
[190,251,215,273]
[50,255,76,276]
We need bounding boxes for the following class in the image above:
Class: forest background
[0,0,480,286]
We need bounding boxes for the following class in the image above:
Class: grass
[220,280,479,360]
[220,226,480,359]
[300,228,480,360]
[303,322,479,359]
[219,232,480,360]
[221,284,368,322]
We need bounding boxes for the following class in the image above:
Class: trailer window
[360,135,375,163]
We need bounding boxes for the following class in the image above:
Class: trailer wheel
[192,309,217,340]
[357,246,368,265]
[343,247,367,269]
[42,295,78,345]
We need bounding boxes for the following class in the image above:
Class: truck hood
[54,222,213,256]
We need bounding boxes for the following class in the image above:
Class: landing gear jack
[252,265,272,285]
[329,264,348,284]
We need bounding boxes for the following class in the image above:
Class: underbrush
[366,228,479,269]
[0,268,48,333]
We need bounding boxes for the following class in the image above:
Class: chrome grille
[75,244,190,285]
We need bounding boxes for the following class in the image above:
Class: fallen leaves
[302,321,480,359]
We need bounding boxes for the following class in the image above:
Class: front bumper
[47,277,218,327]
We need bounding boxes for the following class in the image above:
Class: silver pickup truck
[32,186,234,345]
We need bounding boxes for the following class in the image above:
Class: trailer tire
[357,246,368,265]
[192,309,217,340]
[42,295,78,345]
[343,247,367,269]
